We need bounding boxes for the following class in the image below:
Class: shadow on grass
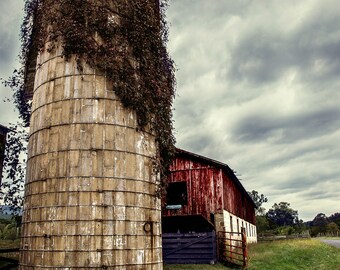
[164,261,244,270]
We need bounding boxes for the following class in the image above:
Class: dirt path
[321,239,340,249]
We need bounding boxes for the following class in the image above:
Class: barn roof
[175,148,257,209]
[0,124,10,134]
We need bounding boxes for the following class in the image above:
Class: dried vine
[0,123,27,213]
[33,0,175,170]
[2,0,176,208]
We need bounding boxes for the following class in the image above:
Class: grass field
[165,239,340,270]
[1,238,339,269]
[248,239,340,270]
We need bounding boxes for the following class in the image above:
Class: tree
[326,222,339,235]
[294,219,307,234]
[312,213,329,233]
[0,123,27,213]
[0,217,21,240]
[266,202,299,227]
[329,213,340,227]
[248,190,268,215]
[309,213,328,237]
[256,215,270,234]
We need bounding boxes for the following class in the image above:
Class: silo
[20,1,164,269]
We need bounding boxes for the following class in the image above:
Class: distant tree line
[248,190,304,236]
[307,213,340,237]
[248,190,338,237]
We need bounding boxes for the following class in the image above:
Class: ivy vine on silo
[9,0,176,181]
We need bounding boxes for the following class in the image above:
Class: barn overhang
[162,214,215,233]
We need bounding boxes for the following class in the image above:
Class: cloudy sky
[1,0,340,221]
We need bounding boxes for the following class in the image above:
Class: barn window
[230,216,233,234]
[237,219,240,233]
[166,181,188,206]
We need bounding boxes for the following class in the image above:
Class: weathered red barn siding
[222,173,255,224]
[164,156,224,223]
[163,150,256,225]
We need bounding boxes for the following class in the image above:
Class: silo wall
[19,42,163,269]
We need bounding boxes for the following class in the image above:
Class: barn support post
[242,227,248,268]
[19,2,163,269]
[214,212,225,260]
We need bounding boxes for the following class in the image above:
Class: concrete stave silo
[20,1,164,269]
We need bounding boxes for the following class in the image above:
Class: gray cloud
[168,0,340,221]
[0,0,23,126]
[0,1,22,69]
[232,106,340,143]
[1,0,340,221]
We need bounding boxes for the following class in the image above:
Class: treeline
[248,190,339,237]
[306,213,340,237]
[255,202,306,236]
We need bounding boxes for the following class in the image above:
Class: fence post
[217,231,222,261]
[229,233,232,262]
[241,227,248,268]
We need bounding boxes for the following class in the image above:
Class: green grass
[0,239,339,269]
[248,239,340,270]
[165,239,340,270]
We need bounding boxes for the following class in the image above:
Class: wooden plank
[164,235,211,257]
[166,250,214,255]
[162,232,217,264]
[165,259,215,264]
[163,244,215,249]
[163,239,214,244]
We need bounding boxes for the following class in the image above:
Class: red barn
[162,149,257,264]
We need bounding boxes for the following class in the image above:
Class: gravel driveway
[321,239,340,249]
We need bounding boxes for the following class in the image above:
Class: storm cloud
[1,0,340,221]
[167,0,340,220]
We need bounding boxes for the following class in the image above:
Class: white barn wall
[215,210,257,244]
